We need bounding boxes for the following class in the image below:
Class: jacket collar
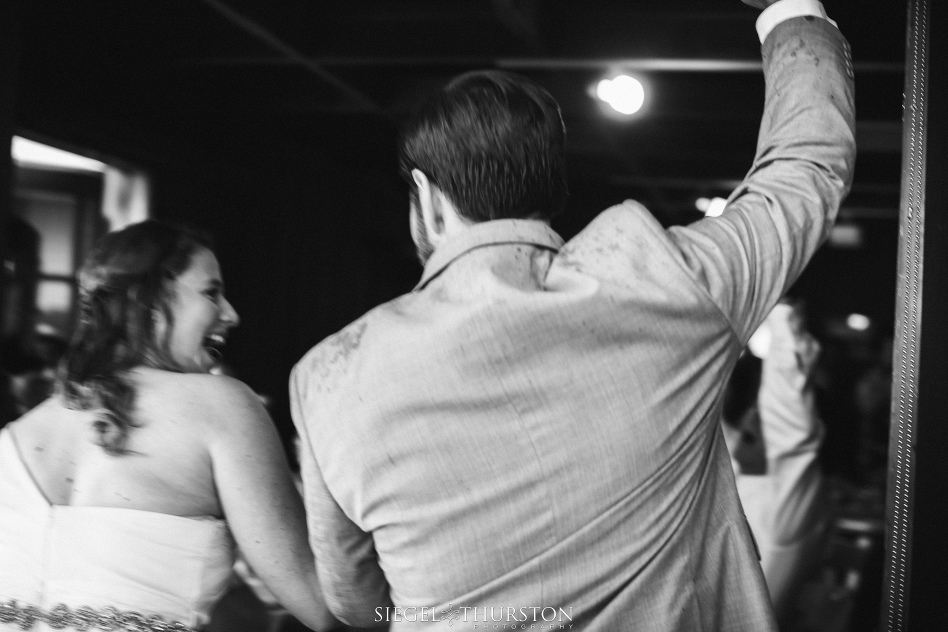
[415,219,564,291]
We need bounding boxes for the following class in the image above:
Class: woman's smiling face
[161,246,239,373]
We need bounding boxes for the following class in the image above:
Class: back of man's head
[399,70,568,224]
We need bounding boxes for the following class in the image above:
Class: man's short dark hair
[399,70,568,223]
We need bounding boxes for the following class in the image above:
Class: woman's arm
[200,375,339,631]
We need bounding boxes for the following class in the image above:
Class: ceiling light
[697,196,727,217]
[595,75,645,115]
[11,136,105,173]
[847,313,871,331]
[828,223,863,248]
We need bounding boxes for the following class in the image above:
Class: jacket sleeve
[290,365,394,627]
[667,16,856,343]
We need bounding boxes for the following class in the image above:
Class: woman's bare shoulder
[11,395,95,430]
[5,396,88,440]
[131,369,270,433]
[133,368,257,401]
[12,395,69,420]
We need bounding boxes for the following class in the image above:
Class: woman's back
[1,221,335,631]
[11,370,223,516]
[0,371,238,630]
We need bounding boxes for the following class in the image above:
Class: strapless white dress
[0,428,236,630]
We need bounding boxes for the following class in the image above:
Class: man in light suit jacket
[291,1,856,629]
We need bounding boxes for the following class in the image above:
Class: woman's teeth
[205,333,226,347]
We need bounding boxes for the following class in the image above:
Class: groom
[291,1,855,629]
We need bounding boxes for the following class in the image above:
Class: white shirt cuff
[756,0,838,43]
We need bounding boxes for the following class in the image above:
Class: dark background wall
[152,126,419,447]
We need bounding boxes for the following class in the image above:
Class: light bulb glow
[847,313,871,331]
[596,79,614,102]
[596,75,645,115]
[705,197,727,217]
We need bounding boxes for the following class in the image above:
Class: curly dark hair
[58,220,213,454]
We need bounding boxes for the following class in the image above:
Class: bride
[0,220,337,631]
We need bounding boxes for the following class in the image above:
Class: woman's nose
[220,296,240,328]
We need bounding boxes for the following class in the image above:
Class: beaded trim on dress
[0,600,198,631]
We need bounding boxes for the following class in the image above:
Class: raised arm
[202,375,338,631]
[668,0,856,342]
[290,366,393,627]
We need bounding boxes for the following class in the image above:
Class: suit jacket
[291,16,855,632]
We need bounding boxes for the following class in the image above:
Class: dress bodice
[0,428,235,630]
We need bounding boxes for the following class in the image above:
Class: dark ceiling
[16,0,907,225]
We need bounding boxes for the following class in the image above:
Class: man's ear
[411,169,444,238]
[412,169,455,240]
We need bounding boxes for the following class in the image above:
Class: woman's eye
[204,289,221,302]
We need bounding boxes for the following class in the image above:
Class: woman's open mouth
[203,332,228,362]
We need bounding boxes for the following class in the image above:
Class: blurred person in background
[723,301,829,627]
[0,220,336,632]
[0,329,68,423]
[853,335,893,486]
[0,335,43,426]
